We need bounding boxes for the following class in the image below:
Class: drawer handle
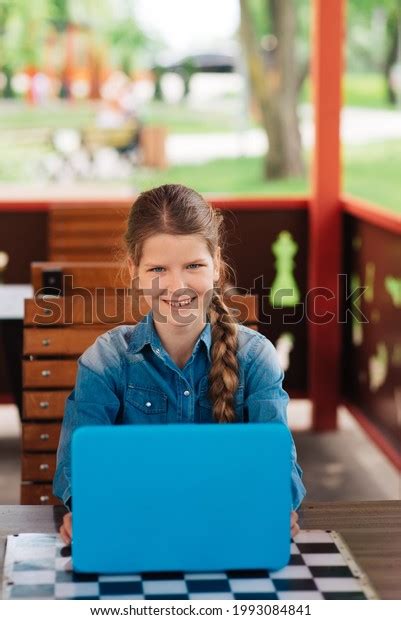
[40,495,49,503]
[44,309,51,316]
[40,433,50,441]
[42,338,51,346]
[41,370,51,377]
[39,401,49,409]
[39,463,49,471]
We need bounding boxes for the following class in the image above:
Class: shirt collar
[128,309,212,362]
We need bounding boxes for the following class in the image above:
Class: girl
[54,183,306,545]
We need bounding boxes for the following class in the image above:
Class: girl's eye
[149,264,204,272]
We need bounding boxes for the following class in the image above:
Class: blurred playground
[0,0,400,213]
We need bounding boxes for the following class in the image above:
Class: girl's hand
[59,511,72,544]
[60,511,299,543]
[291,511,300,538]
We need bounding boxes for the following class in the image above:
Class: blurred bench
[81,123,139,152]
[21,261,258,505]
[82,124,167,169]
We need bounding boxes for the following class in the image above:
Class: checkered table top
[2,530,378,600]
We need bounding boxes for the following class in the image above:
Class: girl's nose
[167,273,188,295]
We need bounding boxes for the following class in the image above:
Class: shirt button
[155,348,160,354]
[145,401,152,407]
[183,390,190,397]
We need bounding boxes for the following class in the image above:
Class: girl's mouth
[162,296,197,308]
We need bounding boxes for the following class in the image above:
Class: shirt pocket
[125,384,168,424]
[198,376,245,423]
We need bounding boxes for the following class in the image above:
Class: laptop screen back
[71,423,292,573]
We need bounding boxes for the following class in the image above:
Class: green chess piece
[0,251,9,285]
[269,231,300,308]
[392,345,401,366]
[351,273,363,346]
[384,276,401,308]
[275,332,295,371]
[368,342,389,392]
[364,262,375,303]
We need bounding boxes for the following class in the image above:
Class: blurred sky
[134,0,240,54]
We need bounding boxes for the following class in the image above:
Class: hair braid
[207,290,240,423]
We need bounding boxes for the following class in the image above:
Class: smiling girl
[54,183,306,544]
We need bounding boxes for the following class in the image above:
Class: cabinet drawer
[20,483,62,505]
[24,296,149,325]
[22,423,61,451]
[22,453,57,481]
[23,391,70,420]
[24,327,103,356]
[23,360,76,388]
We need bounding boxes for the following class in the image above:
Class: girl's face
[129,233,220,326]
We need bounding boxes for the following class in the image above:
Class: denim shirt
[53,310,306,512]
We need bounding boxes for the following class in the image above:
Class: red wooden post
[309,0,345,430]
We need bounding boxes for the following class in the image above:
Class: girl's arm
[53,332,123,509]
[243,335,307,512]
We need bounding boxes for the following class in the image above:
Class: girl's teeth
[164,298,194,307]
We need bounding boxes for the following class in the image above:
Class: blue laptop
[71,423,292,574]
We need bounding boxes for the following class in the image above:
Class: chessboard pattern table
[2,531,377,600]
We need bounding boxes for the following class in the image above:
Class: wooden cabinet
[21,302,108,504]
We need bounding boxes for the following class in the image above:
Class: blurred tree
[48,0,68,30]
[239,0,305,179]
[56,0,153,97]
[0,0,150,99]
[48,0,73,97]
[0,0,14,96]
[0,0,49,100]
[107,20,147,77]
[348,0,401,103]
[48,0,114,98]
[383,1,401,104]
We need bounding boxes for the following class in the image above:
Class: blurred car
[153,50,239,101]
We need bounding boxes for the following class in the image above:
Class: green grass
[0,101,96,130]
[132,157,308,195]
[343,73,390,109]
[141,100,242,133]
[0,144,49,181]
[301,72,392,109]
[0,99,244,134]
[131,143,401,215]
[344,141,401,213]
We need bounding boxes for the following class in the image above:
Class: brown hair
[123,183,239,423]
